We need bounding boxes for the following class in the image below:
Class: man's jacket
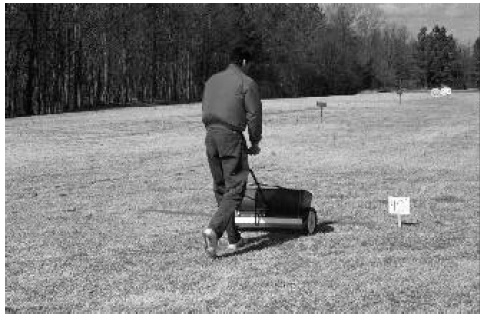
[202,64,262,145]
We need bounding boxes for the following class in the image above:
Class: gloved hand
[247,143,261,155]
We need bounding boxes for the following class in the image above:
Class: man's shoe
[202,228,218,259]
[227,237,246,251]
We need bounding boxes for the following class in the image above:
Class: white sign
[388,197,410,215]
[389,196,410,228]
[431,87,452,97]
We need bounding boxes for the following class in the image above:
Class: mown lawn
[4,91,479,313]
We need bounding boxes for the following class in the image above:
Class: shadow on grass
[316,220,337,234]
[217,220,336,258]
[5,307,18,314]
[141,209,212,218]
[401,222,420,226]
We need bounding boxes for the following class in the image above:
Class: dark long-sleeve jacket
[202,64,262,144]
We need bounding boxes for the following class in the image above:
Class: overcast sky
[377,3,480,45]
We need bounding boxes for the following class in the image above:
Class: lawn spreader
[235,169,318,235]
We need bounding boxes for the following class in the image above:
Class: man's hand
[247,143,261,155]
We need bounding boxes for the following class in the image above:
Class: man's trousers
[205,126,249,244]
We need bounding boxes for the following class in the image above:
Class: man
[201,46,263,258]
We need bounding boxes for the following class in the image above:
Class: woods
[5,3,480,118]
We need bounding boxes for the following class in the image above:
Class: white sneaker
[202,228,218,259]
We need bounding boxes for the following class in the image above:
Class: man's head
[230,45,253,71]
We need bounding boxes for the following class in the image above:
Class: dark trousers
[205,127,249,244]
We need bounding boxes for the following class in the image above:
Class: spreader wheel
[303,207,317,235]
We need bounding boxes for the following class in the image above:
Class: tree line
[5,3,480,118]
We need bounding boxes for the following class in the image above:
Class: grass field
[4,91,480,313]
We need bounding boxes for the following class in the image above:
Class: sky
[377,3,480,45]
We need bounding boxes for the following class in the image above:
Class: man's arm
[245,80,262,146]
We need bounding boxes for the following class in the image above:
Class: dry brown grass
[5,91,479,313]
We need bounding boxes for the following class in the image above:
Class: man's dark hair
[230,45,253,65]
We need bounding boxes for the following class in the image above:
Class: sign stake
[316,101,326,124]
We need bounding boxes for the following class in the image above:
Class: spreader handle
[248,168,268,207]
